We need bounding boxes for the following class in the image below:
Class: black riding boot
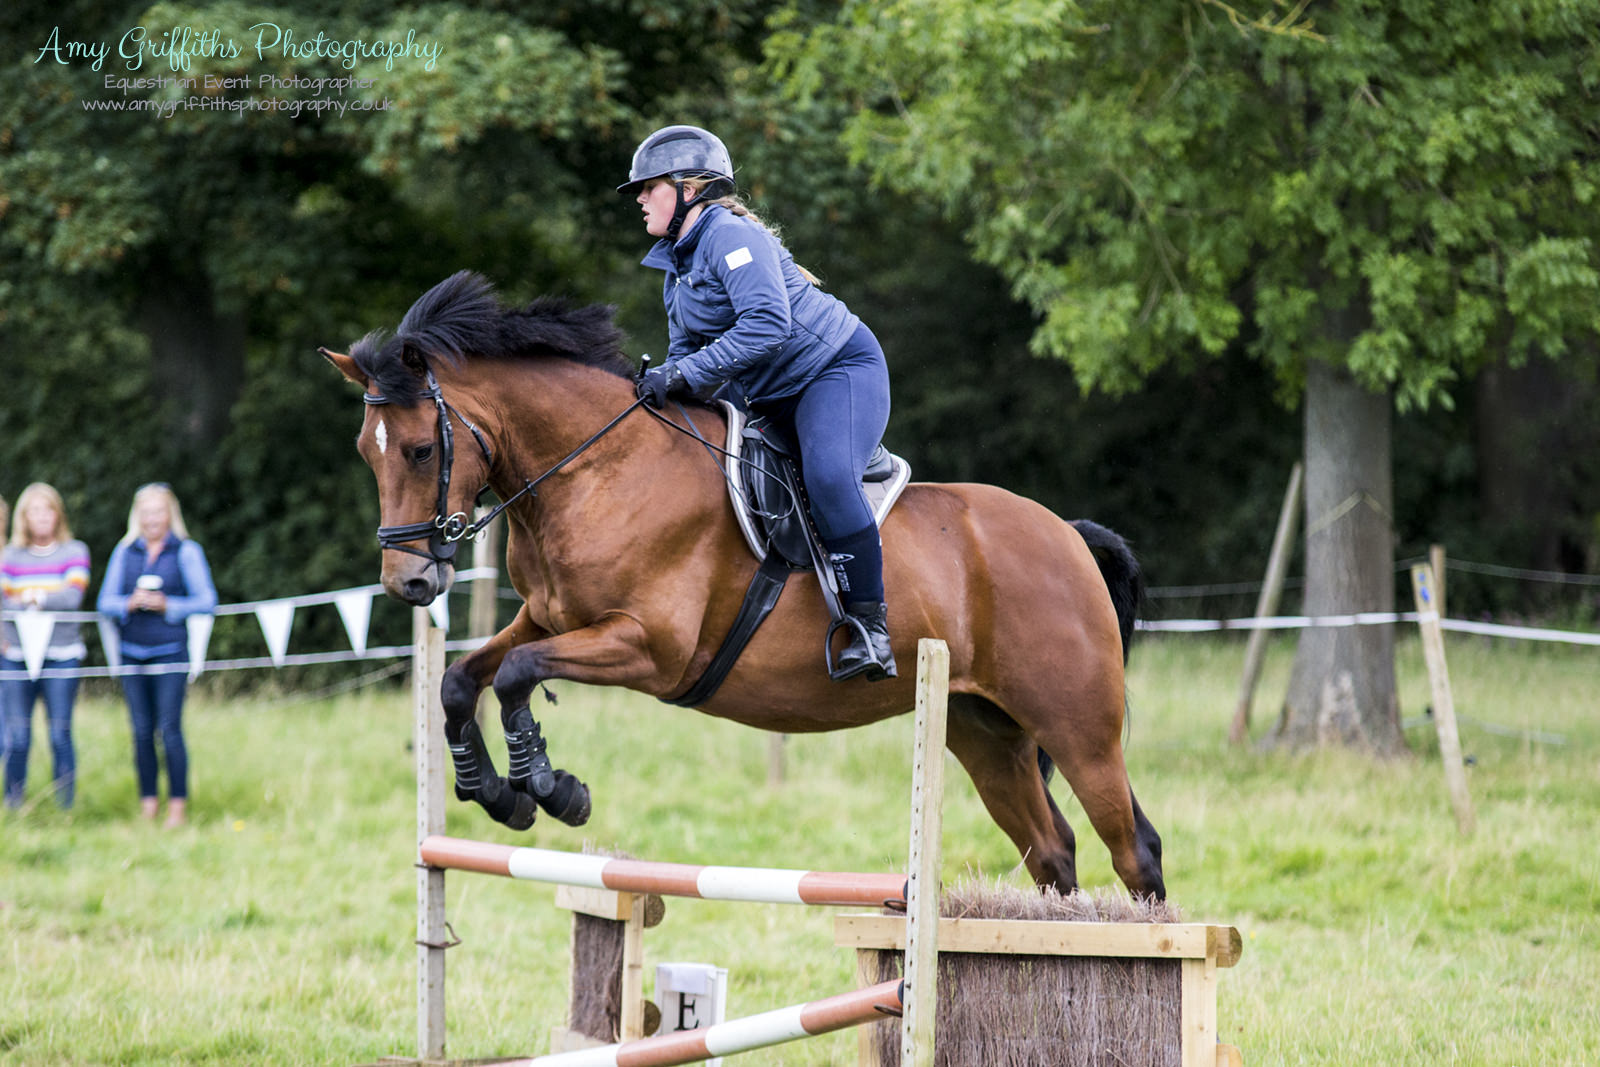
[831,602,898,682]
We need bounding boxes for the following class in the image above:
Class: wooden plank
[554,884,633,922]
[902,639,949,1067]
[414,610,448,1061]
[620,893,647,1040]
[1180,956,1219,1067]
[836,915,1243,967]
[1410,564,1477,835]
[1231,462,1302,745]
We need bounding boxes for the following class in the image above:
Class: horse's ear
[320,347,368,388]
[399,341,430,377]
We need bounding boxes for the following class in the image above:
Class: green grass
[2,633,1597,1065]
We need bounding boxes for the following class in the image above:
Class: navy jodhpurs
[758,323,891,605]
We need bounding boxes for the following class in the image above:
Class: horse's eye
[413,444,435,464]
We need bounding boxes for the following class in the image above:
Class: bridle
[364,365,646,575]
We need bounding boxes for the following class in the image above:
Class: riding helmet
[617,125,735,196]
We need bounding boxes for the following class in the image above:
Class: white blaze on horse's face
[375,417,388,455]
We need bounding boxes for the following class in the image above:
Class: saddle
[663,401,911,706]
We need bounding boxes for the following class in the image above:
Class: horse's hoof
[538,770,591,827]
[504,791,539,831]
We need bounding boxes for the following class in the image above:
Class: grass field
[2,631,1596,1065]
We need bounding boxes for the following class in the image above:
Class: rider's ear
[320,347,369,389]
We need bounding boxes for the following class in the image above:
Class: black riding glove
[637,364,689,408]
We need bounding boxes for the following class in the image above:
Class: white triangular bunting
[427,593,449,633]
[255,600,296,666]
[15,611,55,681]
[186,613,214,681]
[97,618,122,670]
[334,590,373,656]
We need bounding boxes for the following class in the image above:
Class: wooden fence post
[414,608,448,1059]
[1410,564,1476,835]
[1231,462,1303,744]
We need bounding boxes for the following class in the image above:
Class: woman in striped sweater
[2,483,91,810]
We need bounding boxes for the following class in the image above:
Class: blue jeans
[120,652,190,800]
[3,659,82,809]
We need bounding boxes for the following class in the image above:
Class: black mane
[350,271,632,405]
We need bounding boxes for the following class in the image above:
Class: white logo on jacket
[724,247,753,270]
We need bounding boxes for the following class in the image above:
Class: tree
[771,0,1600,753]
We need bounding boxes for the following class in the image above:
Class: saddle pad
[716,400,912,564]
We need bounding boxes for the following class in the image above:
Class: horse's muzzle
[384,560,454,606]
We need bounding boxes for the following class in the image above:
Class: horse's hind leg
[946,695,1080,895]
[1045,724,1166,900]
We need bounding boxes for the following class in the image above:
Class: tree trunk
[1271,360,1406,755]
[137,260,247,452]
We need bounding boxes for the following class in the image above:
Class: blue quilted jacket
[641,204,860,407]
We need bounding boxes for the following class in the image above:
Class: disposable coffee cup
[136,575,164,591]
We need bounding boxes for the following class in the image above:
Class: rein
[364,366,647,571]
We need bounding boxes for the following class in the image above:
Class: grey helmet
[617,124,734,196]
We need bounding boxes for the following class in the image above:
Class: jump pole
[507,979,904,1067]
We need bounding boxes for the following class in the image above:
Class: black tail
[1069,519,1143,666]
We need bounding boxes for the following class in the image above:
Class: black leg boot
[829,601,898,682]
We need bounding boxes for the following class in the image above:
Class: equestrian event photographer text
[34,22,442,72]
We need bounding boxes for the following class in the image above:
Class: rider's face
[638,178,679,238]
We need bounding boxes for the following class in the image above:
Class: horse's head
[322,339,490,606]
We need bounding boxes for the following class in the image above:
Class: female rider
[622,124,896,681]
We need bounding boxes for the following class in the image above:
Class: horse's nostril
[402,577,434,604]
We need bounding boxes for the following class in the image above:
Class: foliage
[769,0,1600,408]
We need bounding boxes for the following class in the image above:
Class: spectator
[97,483,216,827]
[2,483,91,811]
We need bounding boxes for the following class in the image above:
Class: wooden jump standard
[499,978,904,1067]
[418,836,908,909]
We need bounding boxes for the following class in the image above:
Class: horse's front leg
[494,611,656,828]
[440,606,547,831]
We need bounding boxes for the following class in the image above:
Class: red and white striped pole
[419,835,908,909]
[504,978,903,1066]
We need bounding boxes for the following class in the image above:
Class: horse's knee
[492,645,545,707]
[440,663,482,723]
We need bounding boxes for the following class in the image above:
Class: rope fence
[4,560,1596,686]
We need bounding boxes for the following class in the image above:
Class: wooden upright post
[414,608,448,1059]
[1410,564,1475,835]
[1231,462,1303,744]
[902,639,949,1067]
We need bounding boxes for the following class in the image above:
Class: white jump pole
[513,978,904,1067]
[419,836,907,909]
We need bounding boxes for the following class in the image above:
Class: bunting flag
[427,593,449,633]
[334,589,374,656]
[186,613,214,681]
[255,600,296,666]
[97,618,123,671]
[14,611,55,681]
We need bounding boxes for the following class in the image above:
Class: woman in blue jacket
[97,483,217,826]
[622,124,895,681]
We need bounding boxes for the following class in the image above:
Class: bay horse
[323,271,1165,899]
